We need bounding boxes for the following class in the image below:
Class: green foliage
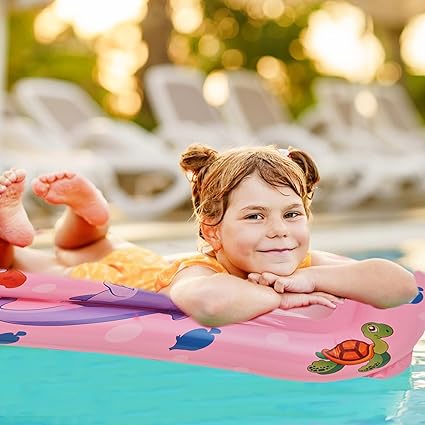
[6,2,425,127]
[8,9,103,108]
[404,73,425,125]
[181,0,321,117]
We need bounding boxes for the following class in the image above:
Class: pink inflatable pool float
[0,269,424,382]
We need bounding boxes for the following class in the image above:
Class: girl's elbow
[170,285,227,326]
[403,275,420,303]
[396,271,419,305]
[377,273,418,309]
[191,296,228,326]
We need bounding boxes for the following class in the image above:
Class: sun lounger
[144,64,257,152]
[11,78,190,219]
[300,77,425,203]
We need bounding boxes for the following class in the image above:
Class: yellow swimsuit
[71,247,312,292]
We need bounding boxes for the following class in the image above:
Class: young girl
[0,145,417,327]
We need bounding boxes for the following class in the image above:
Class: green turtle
[307,322,393,375]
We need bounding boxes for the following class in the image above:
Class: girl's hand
[248,270,315,293]
[279,292,343,310]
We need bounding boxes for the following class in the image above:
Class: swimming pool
[1,247,424,425]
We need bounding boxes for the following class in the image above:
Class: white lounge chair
[144,64,257,151]
[371,83,425,155]
[300,77,425,203]
[145,66,380,209]
[221,70,405,209]
[1,112,117,213]
[11,78,190,219]
[304,77,425,155]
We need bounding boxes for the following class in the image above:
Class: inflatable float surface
[0,268,424,382]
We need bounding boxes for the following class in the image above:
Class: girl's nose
[266,218,288,238]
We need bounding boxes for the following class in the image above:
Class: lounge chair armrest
[3,116,69,152]
[254,123,334,157]
[155,122,256,151]
[70,117,169,152]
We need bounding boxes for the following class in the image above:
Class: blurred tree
[142,0,172,68]
[8,9,100,101]
[172,0,320,117]
[6,1,425,127]
[136,0,172,129]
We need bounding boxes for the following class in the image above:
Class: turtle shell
[322,340,374,365]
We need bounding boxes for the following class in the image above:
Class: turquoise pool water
[1,344,424,425]
[1,248,424,425]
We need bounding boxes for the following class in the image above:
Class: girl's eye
[245,213,263,220]
[284,211,302,219]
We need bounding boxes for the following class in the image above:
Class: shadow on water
[0,345,424,425]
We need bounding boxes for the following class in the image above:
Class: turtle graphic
[308,322,393,375]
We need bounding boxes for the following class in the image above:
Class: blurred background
[3,0,425,270]
[2,3,425,424]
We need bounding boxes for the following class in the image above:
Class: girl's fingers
[273,281,285,293]
[261,272,277,281]
[280,293,337,309]
[311,295,337,309]
[313,292,345,304]
[259,275,272,286]
[247,273,261,283]
[248,273,270,286]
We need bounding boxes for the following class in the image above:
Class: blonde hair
[180,144,320,239]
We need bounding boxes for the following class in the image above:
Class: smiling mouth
[258,248,295,253]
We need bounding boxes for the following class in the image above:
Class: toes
[4,170,16,182]
[0,184,6,193]
[0,176,11,186]
[45,174,58,184]
[13,169,26,183]
[38,171,73,184]
[31,179,49,197]
[0,168,26,186]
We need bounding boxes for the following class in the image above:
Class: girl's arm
[310,250,357,265]
[160,266,339,326]
[250,251,417,309]
[310,250,418,307]
[309,258,418,308]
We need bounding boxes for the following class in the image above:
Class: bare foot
[31,172,109,226]
[0,168,35,247]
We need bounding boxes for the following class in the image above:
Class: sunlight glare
[203,71,229,106]
[218,17,239,39]
[34,5,68,43]
[257,56,282,80]
[401,14,425,75]
[107,92,142,116]
[263,0,285,20]
[222,49,244,69]
[53,0,147,39]
[246,0,265,19]
[354,90,378,118]
[36,0,148,117]
[171,0,203,34]
[302,1,385,82]
[108,23,143,49]
[98,48,147,78]
[98,71,138,94]
[168,33,192,63]
[198,35,221,58]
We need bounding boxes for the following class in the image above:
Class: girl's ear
[200,222,222,251]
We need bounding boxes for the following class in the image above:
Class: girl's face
[206,173,310,278]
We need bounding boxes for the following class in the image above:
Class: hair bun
[287,148,320,194]
[180,144,218,179]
